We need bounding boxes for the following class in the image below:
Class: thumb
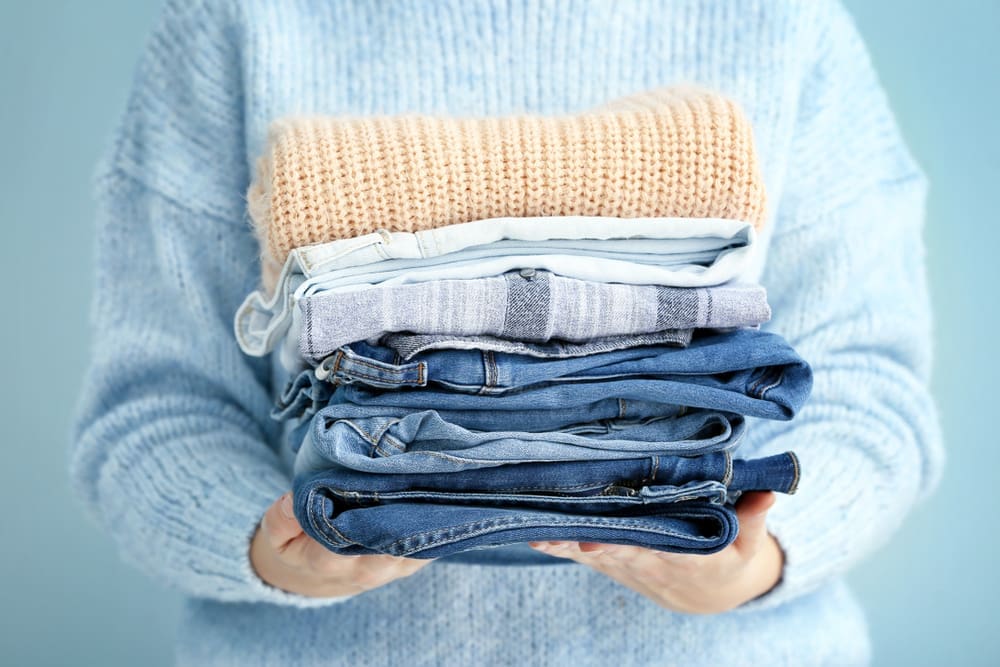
[258,492,305,551]
[733,491,775,555]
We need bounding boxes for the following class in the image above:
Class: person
[70,0,943,665]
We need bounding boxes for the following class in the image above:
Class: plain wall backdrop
[0,1,996,665]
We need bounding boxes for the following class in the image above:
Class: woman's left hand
[528,490,783,614]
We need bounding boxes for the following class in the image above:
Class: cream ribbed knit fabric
[248,86,766,285]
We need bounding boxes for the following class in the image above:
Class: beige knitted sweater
[248,86,766,287]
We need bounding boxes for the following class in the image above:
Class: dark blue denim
[324,329,811,421]
[292,452,799,559]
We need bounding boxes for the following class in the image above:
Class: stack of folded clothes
[235,86,812,565]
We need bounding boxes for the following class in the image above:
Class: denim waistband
[315,329,812,420]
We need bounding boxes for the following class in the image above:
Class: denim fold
[292,451,798,559]
[321,329,812,421]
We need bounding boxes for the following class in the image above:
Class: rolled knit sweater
[249,86,766,286]
[70,1,943,666]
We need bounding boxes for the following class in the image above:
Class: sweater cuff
[227,476,358,609]
[731,490,844,613]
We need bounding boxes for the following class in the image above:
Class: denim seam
[332,352,425,386]
[722,451,733,486]
[334,365,424,387]
[316,483,722,501]
[385,514,714,553]
[756,370,787,400]
[373,435,407,456]
[747,366,780,398]
[483,350,498,393]
[307,490,355,547]
[300,235,383,274]
[303,298,315,359]
[337,417,404,448]
[786,451,801,495]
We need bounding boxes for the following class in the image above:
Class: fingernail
[279,493,295,519]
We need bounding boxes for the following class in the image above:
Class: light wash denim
[381,330,693,360]
[320,329,813,421]
[235,215,757,357]
[292,409,747,476]
[297,271,769,361]
[274,373,699,454]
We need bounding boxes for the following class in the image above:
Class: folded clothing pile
[235,86,811,565]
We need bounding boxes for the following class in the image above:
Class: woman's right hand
[250,493,433,598]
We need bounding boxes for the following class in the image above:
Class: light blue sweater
[70,1,943,664]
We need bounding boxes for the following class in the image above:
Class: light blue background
[0,1,995,665]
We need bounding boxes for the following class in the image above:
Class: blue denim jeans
[320,329,812,421]
[275,378,698,454]
[293,409,748,476]
[292,452,799,559]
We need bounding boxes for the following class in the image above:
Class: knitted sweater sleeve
[69,0,344,607]
[739,0,944,611]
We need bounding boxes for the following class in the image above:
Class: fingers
[259,492,305,552]
[297,539,431,590]
[530,541,644,565]
[733,491,776,555]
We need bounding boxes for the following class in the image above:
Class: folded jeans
[322,329,812,421]
[293,451,800,559]
[293,409,749,476]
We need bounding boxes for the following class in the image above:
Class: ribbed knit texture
[249,86,766,285]
[70,1,943,665]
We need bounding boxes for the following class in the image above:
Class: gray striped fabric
[380,330,695,360]
[299,270,769,362]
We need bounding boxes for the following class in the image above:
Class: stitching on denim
[306,493,336,547]
[723,451,733,486]
[748,366,782,398]
[339,418,387,446]
[301,236,382,274]
[756,370,787,400]
[378,432,407,454]
[308,491,356,547]
[317,505,358,546]
[385,514,719,554]
[746,368,768,397]
[304,299,315,358]
[319,483,714,500]
[334,362,425,386]
[786,451,801,494]
[333,351,425,385]
[372,442,396,457]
